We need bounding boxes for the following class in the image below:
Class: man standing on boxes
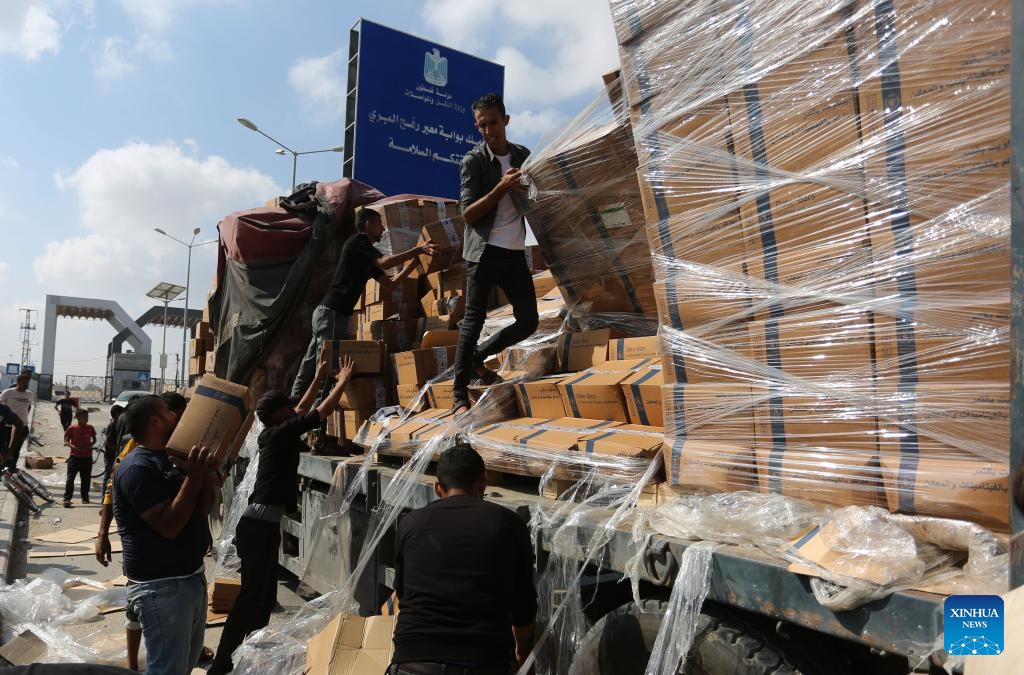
[452,93,539,414]
[208,350,355,675]
[112,395,217,675]
[291,208,438,397]
[389,443,537,674]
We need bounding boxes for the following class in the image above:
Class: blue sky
[0,0,618,385]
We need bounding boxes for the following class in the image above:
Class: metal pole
[1010,0,1023,589]
[182,242,193,387]
[291,152,298,193]
[160,299,169,391]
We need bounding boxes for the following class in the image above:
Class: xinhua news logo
[944,595,1004,656]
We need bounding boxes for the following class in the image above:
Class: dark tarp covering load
[209,178,386,390]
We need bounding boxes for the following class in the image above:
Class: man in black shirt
[208,350,356,675]
[54,391,77,431]
[390,444,537,674]
[291,208,438,396]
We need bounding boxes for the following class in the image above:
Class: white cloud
[422,0,618,108]
[0,157,19,170]
[116,0,234,33]
[288,49,347,125]
[39,140,280,295]
[511,109,569,142]
[0,0,62,61]
[94,36,136,80]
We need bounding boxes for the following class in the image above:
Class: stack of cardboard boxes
[614,0,1011,530]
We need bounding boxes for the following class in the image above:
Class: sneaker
[82,498,91,504]
[63,500,72,508]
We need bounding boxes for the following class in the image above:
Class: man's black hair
[472,93,506,117]
[436,443,485,490]
[110,404,124,418]
[124,395,165,440]
[160,391,188,416]
[355,208,381,233]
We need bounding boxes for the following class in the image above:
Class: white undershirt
[487,152,526,250]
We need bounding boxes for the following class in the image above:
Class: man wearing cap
[291,208,439,397]
[208,350,356,675]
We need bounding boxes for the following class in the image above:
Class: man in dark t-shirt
[391,444,537,674]
[291,208,438,396]
[54,391,77,431]
[0,403,23,464]
[208,351,356,675]
[113,395,217,675]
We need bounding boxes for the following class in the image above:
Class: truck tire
[568,599,823,675]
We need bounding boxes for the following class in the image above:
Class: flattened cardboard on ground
[167,374,254,467]
[29,538,122,558]
[0,630,47,665]
[306,613,396,675]
[35,525,97,544]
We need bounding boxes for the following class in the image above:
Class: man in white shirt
[0,371,34,470]
[451,93,539,413]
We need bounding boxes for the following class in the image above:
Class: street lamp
[146,282,185,391]
[236,117,343,193]
[153,227,217,387]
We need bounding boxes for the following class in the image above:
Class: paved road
[4,398,309,670]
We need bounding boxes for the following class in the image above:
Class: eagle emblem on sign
[424,48,448,87]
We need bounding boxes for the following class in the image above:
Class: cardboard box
[475,417,555,447]
[392,346,457,386]
[755,445,885,509]
[515,375,569,418]
[751,391,878,452]
[525,245,547,272]
[324,340,386,375]
[167,374,254,467]
[188,353,205,376]
[25,455,54,470]
[872,315,1009,388]
[340,375,394,411]
[396,383,423,409]
[662,439,758,492]
[608,336,660,361]
[501,344,557,375]
[211,578,242,613]
[427,379,455,409]
[532,270,557,298]
[620,365,664,427]
[662,383,756,442]
[365,278,420,320]
[879,454,1009,532]
[419,218,464,273]
[362,319,423,352]
[578,424,663,459]
[660,322,755,385]
[557,370,632,422]
[306,613,395,675]
[556,329,610,372]
[747,313,875,383]
[514,417,623,453]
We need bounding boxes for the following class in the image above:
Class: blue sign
[5,363,19,375]
[944,595,1004,656]
[351,20,504,199]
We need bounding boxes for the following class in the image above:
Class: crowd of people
[0,92,539,675]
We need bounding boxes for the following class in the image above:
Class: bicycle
[2,469,41,514]
[13,468,55,504]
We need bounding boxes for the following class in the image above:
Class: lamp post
[236,118,343,193]
[153,228,217,387]
[146,283,186,392]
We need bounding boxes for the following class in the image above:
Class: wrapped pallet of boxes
[614,0,1011,533]
[524,114,658,317]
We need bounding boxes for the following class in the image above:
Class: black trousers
[63,456,91,501]
[209,517,281,674]
[5,428,25,471]
[452,246,538,404]
[59,411,73,431]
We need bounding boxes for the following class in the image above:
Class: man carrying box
[452,93,539,414]
[292,208,439,397]
[208,350,355,675]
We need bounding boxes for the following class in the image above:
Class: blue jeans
[126,572,207,675]
[292,304,350,396]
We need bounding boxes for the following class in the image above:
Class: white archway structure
[41,294,152,380]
